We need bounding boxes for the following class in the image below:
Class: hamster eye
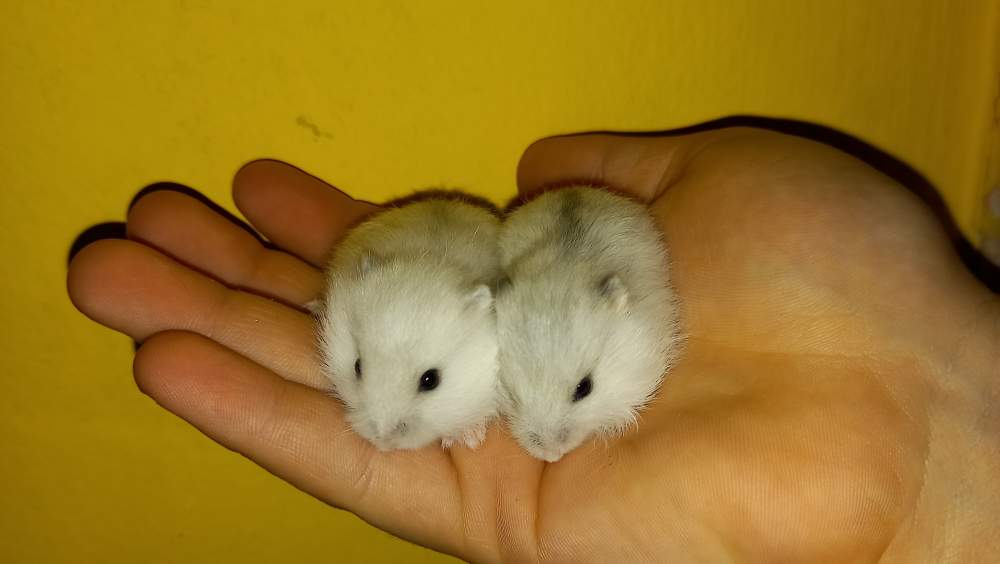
[354,358,362,379]
[418,369,440,392]
[572,375,593,402]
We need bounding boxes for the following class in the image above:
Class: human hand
[67,128,1000,562]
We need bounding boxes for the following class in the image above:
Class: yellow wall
[2,2,997,562]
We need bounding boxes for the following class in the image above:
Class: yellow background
[2,2,998,562]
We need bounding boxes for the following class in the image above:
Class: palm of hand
[68,129,998,563]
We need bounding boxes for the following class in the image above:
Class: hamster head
[497,268,665,462]
[318,254,498,451]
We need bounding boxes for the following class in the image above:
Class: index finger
[233,160,379,267]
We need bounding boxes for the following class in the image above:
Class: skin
[67,128,1000,563]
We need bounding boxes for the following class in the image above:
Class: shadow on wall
[67,116,1000,295]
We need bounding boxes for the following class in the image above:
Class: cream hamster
[496,186,680,462]
[316,197,501,451]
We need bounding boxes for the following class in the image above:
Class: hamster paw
[440,424,488,450]
[460,423,488,449]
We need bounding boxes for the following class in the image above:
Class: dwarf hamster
[496,186,680,462]
[317,197,501,451]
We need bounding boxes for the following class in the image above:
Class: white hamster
[496,186,680,462]
[316,196,502,451]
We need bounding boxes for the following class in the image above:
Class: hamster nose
[533,443,565,463]
[374,420,408,439]
[534,429,569,447]
[522,431,570,462]
[556,428,570,443]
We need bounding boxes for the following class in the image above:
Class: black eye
[572,375,592,402]
[354,358,362,379]
[418,368,440,392]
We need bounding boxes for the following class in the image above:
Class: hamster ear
[465,284,493,312]
[359,251,381,276]
[598,274,629,312]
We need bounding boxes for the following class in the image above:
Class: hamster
[316,197,502,451]
[496,186,680,462]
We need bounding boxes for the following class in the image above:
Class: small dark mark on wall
[295,115,334,139]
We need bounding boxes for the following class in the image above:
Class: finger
[127,190,323,308]
[67,239,325,389]
[516,131,730,202]
[232,160,378,267]
[134,331,464,555]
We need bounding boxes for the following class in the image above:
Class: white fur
[316,198,501,451]
[496,187,681,462]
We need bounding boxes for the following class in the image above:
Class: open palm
[68,128,1000,563]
